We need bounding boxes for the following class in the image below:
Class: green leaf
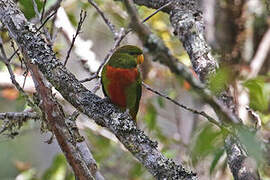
[78,1,91,9]
[157,96,165,108]
[42,154,68,180]
[210,147,225,174]
[86,132,112,162]
[244,78,269,111]
[45,0,58,8]
[168,89,177,99]
[16,169,37,180]
[209,67,231,94]
[129,162,144,178]
[16,93,27,111]
[261,113,270,124]
[237,126,264,163]
[19,0,43,19]
[156,128,168,143]
[162,149,177,159]
[191,124,223,164]
[67,12,78,27]
[66,172,75,180]
[144,103,157,130]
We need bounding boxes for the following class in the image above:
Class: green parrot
[101,45,144,121]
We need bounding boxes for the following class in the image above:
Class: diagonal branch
[0,0,197,179]
[88,0,117,36]
[142,82,222,129]
[27,61,96,180]
[248,27,270,78]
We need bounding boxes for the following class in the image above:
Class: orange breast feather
[106,65,138,107]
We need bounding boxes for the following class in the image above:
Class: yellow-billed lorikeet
[101,45,144,121]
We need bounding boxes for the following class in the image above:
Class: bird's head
[108,45,144,68]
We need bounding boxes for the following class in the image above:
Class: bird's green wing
[126,74,142,121]
[134,76,142,120]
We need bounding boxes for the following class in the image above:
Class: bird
[101,45,144,122]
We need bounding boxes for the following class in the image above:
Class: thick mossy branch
[0,0,196,179]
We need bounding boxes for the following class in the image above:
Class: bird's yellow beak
[137,54,144,65]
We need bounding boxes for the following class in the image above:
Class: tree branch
[0,111,39,134]
[27,61,96,180]
[225,135,260,180]
[248,27,270,78]
[0,111,39,121]
[0,0,197,179]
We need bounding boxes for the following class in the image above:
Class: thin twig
[80,28,126,83]
[88,0,117,36]
[35,10,57,33]
[40,0,47,22]
[0,42,39,137]
[0,37,36,110]
[80,74,100,83]
[141,1,172,23]
[249,27,270,78]
[32,0,52,43]
[0,111,39,121]
[10,40,29,90]
[7,48,19,62]
[97,28,126,74]
[44,0,62,18]
[64,10,87,66]
[50,9,58,40]
[32,0,40,19]
[142,82,223,129]
[0,39,24,93]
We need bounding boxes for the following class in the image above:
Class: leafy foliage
[18,0,43,19]
[210,147,225,174]
[191,124,224,165]
[42,154,72,180]
[14,154,75,180]
[236,126,264,164]
[86,130,152,179]
[144,102,157,131]
[244,77,269,112]
[209,67,231,95]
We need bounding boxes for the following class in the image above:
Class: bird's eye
[137,54,144,64]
